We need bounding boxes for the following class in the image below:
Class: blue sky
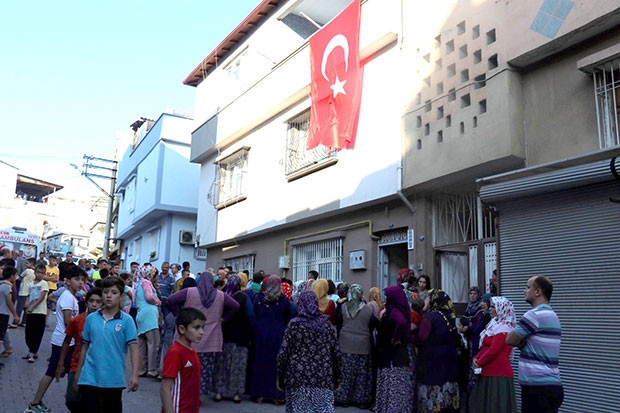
[0,0,260,189]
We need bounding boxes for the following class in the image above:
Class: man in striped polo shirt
[507,275,563,413]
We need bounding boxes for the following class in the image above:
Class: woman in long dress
[134,266,161,378]
[416,289,460,413]
[312,279,336,323]
[375,286,412,413]
[166,271,239,396]
[335,284,376,409]
[469,296,517,413]
[248,275,297,405]
[277,290,341,413]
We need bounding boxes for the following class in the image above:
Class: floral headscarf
[337,282,350,299]
[427,288,456,320]
[312,279,330,313]
[289,290,329,330]
[260,275,282,302]
[132,265,151,304]
[281,282,293,301]
[383,286,411,343]
[343,284,365,319]
[479,296,516,346]
[223,273,241,296]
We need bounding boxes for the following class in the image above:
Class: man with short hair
[507,275,563,413]
[84,260,95,279]
[308,270,319,280]
[158,262,175,315]
[91,258,110,281]
[130,262,139,274]
[58,252,76,287]
[36,252,48,267]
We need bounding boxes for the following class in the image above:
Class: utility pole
[72,155,118,259]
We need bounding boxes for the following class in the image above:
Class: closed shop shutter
[496,181,620,413]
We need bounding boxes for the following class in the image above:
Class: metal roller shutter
[496,181,620,413]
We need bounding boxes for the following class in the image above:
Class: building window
[210,147,250,209]
[223,254,255,275]
[291,238,343,283]
[225,49,248,83]
[195,247,207,261]
[433,193,497,246]
[285,110,337,180]
[148,227,160,261]
[593,60,620,148]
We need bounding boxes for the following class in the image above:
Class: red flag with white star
[307,0,363,151]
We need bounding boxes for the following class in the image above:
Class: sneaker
[28,356,35,363]
[24,402,52,412]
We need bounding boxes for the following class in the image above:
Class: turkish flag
[307,0,363,151]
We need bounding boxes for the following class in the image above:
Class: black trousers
[521,384,564,413]
[80,385,123,413]
[25,313,46,354]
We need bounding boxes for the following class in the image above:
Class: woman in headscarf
[166,271,240,396]
[292,279,306,305]
[134,265,161,378]
[312,278,336,324]
[469,296,517,413]
[374,286,412,413]
[277,290,341,413]
[213,274,252,403]
[248,275,297,405]
[416,289,460,413]
[367,287,384,319]
[281,278,293,301]
[335,284,377,409]
[458,286,486,395]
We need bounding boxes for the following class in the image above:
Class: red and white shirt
[161,341,201,413]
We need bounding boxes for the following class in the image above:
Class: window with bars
[593,60,620,148]
[433,192,497,246]
[223,254,255,275]
[209,147,249,208]
[285,110,335,178]
[291,238,343,283]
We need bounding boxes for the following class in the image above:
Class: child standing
[24,264,49,362]
[56,287,103,412]
[26,266,83,413]
[161,307,206,413]
[0,267,21,363]
[74,276,140,413]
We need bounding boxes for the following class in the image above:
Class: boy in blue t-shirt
[74,276,139,413]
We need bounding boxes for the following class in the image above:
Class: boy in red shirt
[55,287,103,412]
[161,307,206,413]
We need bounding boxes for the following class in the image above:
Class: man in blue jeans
[507,275,563,413]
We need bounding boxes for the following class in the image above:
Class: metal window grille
[593,60,620,148]
[291,238,343,283]
[209,149,249,206]
[195,247,207,260]
[285,110,332,176]
[433,192,497,246]
[223,254,255,275]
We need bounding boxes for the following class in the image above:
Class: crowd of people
[0,247,563,413]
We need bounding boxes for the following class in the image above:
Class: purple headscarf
[383,286,411,343]
[260,275,282,302]
[290,290,330,330]
[197,271,217,309]
[224,273,241,296]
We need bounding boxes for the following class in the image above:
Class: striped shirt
[514,303,562,386]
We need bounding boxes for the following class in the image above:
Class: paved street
[1,318,366,412]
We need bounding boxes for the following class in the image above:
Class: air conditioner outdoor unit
[179,230,195,245]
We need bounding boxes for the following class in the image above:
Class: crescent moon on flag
[321,34,349,82]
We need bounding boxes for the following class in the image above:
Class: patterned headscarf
[281,282,293,301]
[292,280,305,304]
[290,290,329,330]
[343,284,365,319]
[261,275,282,302]
[464,286,483,318]
[427,288,456,321]
[368,287,385,313]
[197,271,217,309]
[479,296,516,346]
[312,279,331,313]
[337,282,350,299]
[383,286,411,343]
[223,273,241,296]
[132,265,151,304]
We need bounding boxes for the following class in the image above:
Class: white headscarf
[479,296,516,347]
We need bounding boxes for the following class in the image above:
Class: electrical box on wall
[279,255,290,269]
[349,249,366,270]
